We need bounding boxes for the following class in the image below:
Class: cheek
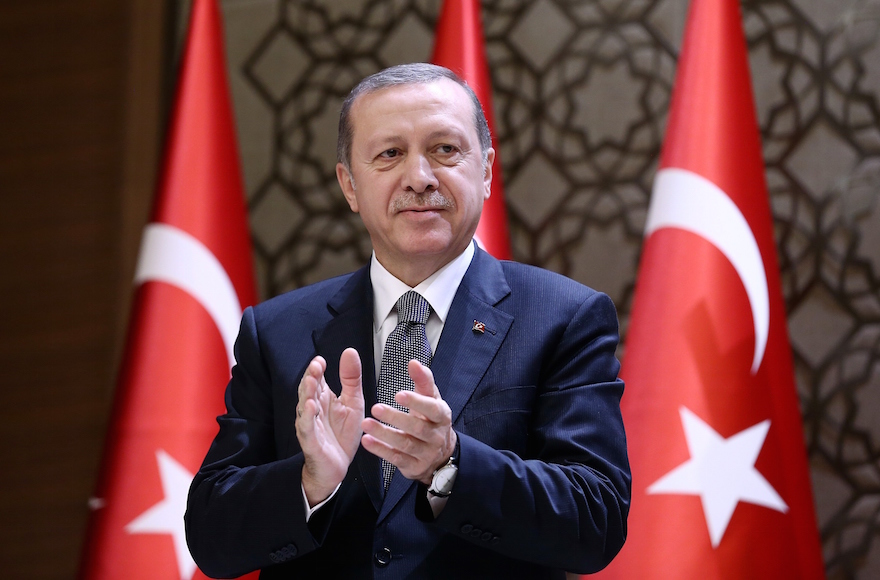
[357,202,383,226]
[356,196,395,235]
[457,180,488,212]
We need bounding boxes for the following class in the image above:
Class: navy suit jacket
[186,247,630,579]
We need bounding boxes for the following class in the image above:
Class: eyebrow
[366,129,467,147]
[361,126,471,157]
[426,129,467,143]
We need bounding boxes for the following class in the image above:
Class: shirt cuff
[427,493,449,518]
[302,482,341,522]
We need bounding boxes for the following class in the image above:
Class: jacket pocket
[463,385,537,423]
[461,386,536,452]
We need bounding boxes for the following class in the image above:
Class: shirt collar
[371,241,476,329]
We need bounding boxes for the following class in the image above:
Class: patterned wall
[203,0,880,576]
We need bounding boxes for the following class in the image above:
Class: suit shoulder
[496,261,620,342]
[499,261,602,302]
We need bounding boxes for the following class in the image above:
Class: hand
[361,359,457,485]
[296,348,364,506]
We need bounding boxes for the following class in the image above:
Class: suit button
[470,528,482,539]
[461,524,473,534]
[269,552,280,563]
[374,547,392,567]
[491,536,500,545]
[481,532,492,542]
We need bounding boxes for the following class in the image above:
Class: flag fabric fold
[431,0,511,259]
[597,0,825,577]
[79,0,257,578]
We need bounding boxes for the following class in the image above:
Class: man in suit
[186,63,630,579]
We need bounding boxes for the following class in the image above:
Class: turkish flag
[78,1,257,579]
[431,0,511,259]
[596,0,825,577]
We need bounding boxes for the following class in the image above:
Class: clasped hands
[295,348,457,507]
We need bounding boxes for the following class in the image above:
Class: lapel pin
[472,320,486,334]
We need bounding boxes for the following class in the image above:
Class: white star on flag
[647,406,788,547]
[126,449,197,580]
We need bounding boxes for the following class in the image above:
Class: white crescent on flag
[645,167,769,373]
[134,223,242,370]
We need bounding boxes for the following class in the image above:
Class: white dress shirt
[370,241,475,373]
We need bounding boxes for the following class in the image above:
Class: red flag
[598,0,825,577]
[79,1,257,578]
[431,0,511,259]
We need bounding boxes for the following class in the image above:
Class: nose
[401,154,439,194]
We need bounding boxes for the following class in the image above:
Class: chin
[400,228,454,250]
[405,243,454,258]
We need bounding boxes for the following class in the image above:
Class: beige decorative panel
[207,0,880,576]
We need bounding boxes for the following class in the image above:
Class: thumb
[408,359,438,398]
[339,348,363,396]
[339,348,362,395]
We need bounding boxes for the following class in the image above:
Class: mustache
[391,191,455,211]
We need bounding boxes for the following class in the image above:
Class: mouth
[396,206,446,221]
[399,206,443,213]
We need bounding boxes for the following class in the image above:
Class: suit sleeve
[430,291,631,574]
[185,306,328,578]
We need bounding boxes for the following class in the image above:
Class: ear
[336,163,359,212]
[482,148,495,200]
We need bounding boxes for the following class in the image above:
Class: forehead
[348,78,475,143]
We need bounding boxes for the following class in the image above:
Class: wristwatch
[428,456,458,498]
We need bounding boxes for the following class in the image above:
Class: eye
[436,144,456,154]
[378,149,400,159]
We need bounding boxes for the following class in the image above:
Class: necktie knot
[396,290,431,325]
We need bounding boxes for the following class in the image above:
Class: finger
[364,415,428,455]
[308,355,328,378]
[361,416,396,440]
[360,431,400,464]
[297,356,328,423]
[370,402,426,436]
[361,422,442,483]
[373,395,455,477]
[313,357,328,400]
[408,359,439,398]
[298,356,327,398]
[297,374,317,417]
[296,393,321,442]
[394,388,450,425]
[361,424,421,469]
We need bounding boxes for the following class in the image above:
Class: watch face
[433,465,457,494]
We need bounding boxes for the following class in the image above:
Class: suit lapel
[432,250,513,425]
[378,248,513,522]
[313,266,384,513]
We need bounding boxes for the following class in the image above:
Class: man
[186,63,630,579]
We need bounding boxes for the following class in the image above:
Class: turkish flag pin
[472,320,486,334]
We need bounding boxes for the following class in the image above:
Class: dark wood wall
[0,1,167,576]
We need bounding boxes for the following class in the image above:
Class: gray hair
[336,63,492,172]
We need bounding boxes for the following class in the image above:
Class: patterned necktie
[377,290,433,489]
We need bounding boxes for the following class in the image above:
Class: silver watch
[428,456,458,497]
